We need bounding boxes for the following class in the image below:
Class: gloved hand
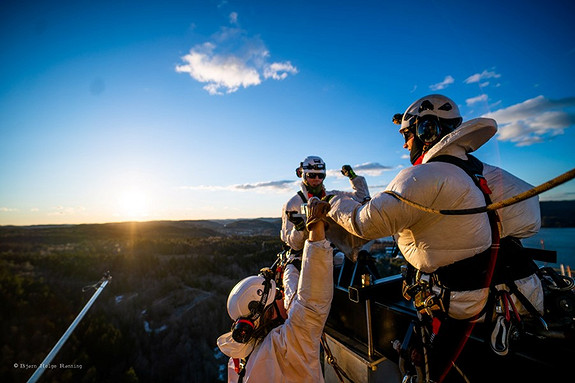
[305,197,331,230]
[341,165,357,179]
[286,211,306,231]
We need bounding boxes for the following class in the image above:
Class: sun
[117,189,149,220]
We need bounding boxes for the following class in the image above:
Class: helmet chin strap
[410,136,425,165]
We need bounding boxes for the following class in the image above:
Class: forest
[0,220,283,383]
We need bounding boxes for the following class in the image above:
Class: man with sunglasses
[280,156,370,319]
[327,95,543,382]
[281,155,370,256]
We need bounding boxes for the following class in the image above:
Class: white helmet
[401,94,462,143]
[227,275,277,321]
[297,155,326,178]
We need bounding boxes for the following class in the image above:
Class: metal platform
[324,256,575,382]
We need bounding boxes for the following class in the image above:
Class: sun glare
[117,189,149,220]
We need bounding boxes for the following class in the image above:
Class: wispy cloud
[465,69,501,84]
[176,13,298,95]
[264,62,298,80]
[234,180,296,190]
[430,75,454,91]
[466,94,488,106]
[180,180,297,192]
[353,162,395,176]
[484,95,575,146]
[48,206,86,216]
[181,161,398,195]
[0,207,19,212]
[327,162,395,178]
[181,163,397,193]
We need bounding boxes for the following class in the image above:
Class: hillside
[540,200,575,227]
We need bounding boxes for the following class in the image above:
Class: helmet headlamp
[302,163,326,171]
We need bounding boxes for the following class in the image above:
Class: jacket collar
[217,331,255,359]
[422,118,497,164]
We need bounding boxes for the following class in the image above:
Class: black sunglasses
[306,173,325,179]
[401,129,414,143]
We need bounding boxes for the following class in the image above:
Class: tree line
[1,222,282,383]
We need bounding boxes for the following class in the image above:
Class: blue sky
[1,0,574,225]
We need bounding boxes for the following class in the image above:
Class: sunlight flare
[117,189,149,220]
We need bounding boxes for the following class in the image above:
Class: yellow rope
[384,168,575,216]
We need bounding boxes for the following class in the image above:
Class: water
[521,227,575,268]
[373,228,575,276]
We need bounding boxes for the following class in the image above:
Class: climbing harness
[27,272,112,383]
[393,159,575,382]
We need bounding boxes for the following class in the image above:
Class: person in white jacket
[218,197,333,383]
[327,94,543,382]
[281,155,370,253]
[280,156,371,314]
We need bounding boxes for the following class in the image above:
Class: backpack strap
[297,190,308,204]
[429,154,493,197]
[429,155,502,321]
[428,154,501,291]
[236,354,250,383]
[430,155,549,334]
[286,257,302,272]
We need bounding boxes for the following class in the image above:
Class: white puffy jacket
[281,176,370,252]
[217,239,333,382]
[328,118,543,319]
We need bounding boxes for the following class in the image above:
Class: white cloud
[176,43,261,95]
[466,94,488,106]
[182,162,396,194]
[0,207,18,212]
[176,15,297,95]
[465,69,501,84]
[263,62,298,80]
[430,75,455,91]
[327,162,395,178]
[484,95,575,146]
[234,180,296,191]
[353,162,395,176]
[180,180,297,192]
[48,206,86,216]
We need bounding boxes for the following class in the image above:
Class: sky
[1,0,575,226]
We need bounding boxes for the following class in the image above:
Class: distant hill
[0,218,282,243]
[222,218,281,236]
[0,220,223,245]
[0,200,571,239]
[540,200,575,227]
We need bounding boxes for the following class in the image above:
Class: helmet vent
[438,102,453,111]
[248,300,259,312]
[419,100,434,113]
